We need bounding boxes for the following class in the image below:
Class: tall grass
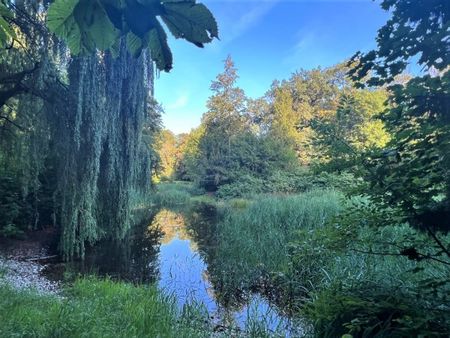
[195,188,450,336]
[208,190,343,300]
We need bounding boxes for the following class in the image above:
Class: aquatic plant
[201,190,343,304]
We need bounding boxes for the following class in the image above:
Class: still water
[63,204,300,334]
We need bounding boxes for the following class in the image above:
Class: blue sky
[154,0,389,134]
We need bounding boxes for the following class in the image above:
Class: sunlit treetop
[0,0,219,72]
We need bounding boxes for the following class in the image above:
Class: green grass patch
[189,194,217,206]
[0,278,213,338]
[0,277,286,337]
[152,181,205,208]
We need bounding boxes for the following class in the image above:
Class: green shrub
[287,201,450,336]
[0,175,26,238]
[216,169,358,199]
[0,167,58,238]
[216,175,265,199]
[306,285,450,337]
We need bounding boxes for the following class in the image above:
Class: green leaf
[0,3,13,19]
[124,0,160,37]
[47,0,79,37]
[147,21,173,72]
[161,2,218,47]
[74,0,120,51]
[100,0,126,30]
[0,15,15,46]
[109,35,121,58]
[0,3,16,47]
[126,31,142,57]
[47,0,82,54]
[46,0,218,71]
[48,0,119,55]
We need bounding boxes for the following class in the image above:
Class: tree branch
[0,62,40,83]
[349,247,450,266]
[425,225,450,259]
[0,114,26,130]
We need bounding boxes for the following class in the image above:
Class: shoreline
[0,232,61,295]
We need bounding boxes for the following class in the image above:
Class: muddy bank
[0,230,60,294]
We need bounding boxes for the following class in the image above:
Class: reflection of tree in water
[71,217,162,284]
[67,202,289,331]
[149,209,188,243]
[186,202,292,332]
[149,208,202,255]
[185,202,249,311]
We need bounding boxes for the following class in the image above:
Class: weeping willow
[57,47,158,259]
[0,1,160,259]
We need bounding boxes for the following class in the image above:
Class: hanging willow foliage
[1,1,161,259]
[56,46,158,259]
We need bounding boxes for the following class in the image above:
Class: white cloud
[282,31,317,69]
[166,93,189,110]
[208,0,279,50]
[227,1,278,42]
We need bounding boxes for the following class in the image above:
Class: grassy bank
[152,181,206,208]
[0,278,212,338]
[0,276,288,338]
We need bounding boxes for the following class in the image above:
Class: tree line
[157,0,449,262]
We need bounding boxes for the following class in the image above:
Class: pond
[47,202,302,335]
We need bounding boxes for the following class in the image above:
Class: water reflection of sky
[158,236,216,311]
[153,209,295,333]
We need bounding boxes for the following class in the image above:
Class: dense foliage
[166,57,391,198]
[348,0,450,254]
[0,1,161,258]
